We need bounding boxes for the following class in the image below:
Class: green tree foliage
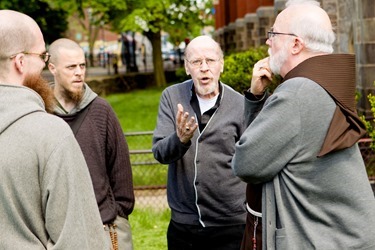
[45,0,127,66]
[0,0,68,45]
[109,0,214,87]
[34,0,213,86]
[220,46,280,93]
[39,0,213,87]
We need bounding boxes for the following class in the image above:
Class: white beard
[268,45,288,76]
[195,81,217,97]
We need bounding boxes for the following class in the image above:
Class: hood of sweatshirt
[282,54,366,157]
[53,83,97,115]
[0,84,46,134]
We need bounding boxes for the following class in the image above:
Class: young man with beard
[0,10,108,249]
[48,38,135,250]
[232,0,375,249]
[152,35,247,250]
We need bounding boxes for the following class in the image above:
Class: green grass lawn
[130,208,170,250]
[106,87,170,250]
[107,87,168,188]
[106,87,164,132]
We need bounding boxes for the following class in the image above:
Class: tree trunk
[146,31,166,87]
[90,25,101,67]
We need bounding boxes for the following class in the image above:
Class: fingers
[254,57,272,80]
[176,104,198,144]
[177,103,193,129]
[176,103,184,125]
[250,58,272,95]
[185,117,198,132]
[179,119,198,144]
[177,103,189,128]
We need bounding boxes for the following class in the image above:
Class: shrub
[220,46,281,93]
[362,93,375,177]
[358,82,375,177]
[365,92,375,149]
[175,66,190,83]
[359,81,375,149]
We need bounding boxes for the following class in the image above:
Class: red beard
[23,73,55,114]
[66,85,84,106]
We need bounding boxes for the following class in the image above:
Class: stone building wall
[353,0,375,117]
[213,0,375,117]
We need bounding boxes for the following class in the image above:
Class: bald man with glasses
[233,0,375,249]
[153,35,247,250]
[0,10,108,249]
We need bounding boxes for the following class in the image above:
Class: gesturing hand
[176,103,198,144]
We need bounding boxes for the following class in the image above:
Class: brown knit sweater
[55,97,135,224]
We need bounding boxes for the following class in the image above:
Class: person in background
[152,35,247,250]
[48,38,135,250]
[232,0,375,249]
[112,53,119,74]
[0,10,108,249]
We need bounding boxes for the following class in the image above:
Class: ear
[48,62,56,75]
[14,53,25,74]
[291,37,305,55]
[184,62,190,75]
[220,60,224,73]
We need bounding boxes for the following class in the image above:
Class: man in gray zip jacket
[152,35,246,250]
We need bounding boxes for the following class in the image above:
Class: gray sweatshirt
[0,84,108,249]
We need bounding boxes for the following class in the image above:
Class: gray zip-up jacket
[152,80,246,227]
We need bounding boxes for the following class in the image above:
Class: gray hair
[286,0,321,7]
[287,0,335,53]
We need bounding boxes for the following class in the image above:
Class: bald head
[185,35,223,60]
[277,0,335,53]
[0,10,42,69]
[48,38,84,65]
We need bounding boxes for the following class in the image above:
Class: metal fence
[126,131,168,210]
[126,132,375,211]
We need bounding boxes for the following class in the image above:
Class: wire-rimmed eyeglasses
[185,58,221,68]
[267,30,297,39]
[10,51,51,62]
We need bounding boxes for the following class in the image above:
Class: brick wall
[213,0,375,118]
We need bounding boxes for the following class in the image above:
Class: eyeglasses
[185,58,220,68]
[267,30,297,39]
[23,52,51,62]
[10,51,51,62]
